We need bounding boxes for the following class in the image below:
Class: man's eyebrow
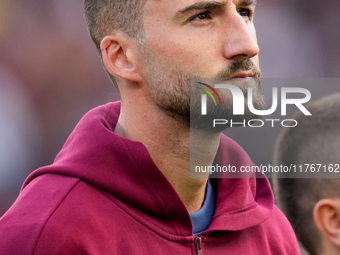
[239,0,257,7]
[176,1,228,16]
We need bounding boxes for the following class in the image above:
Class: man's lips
[228,71,254,79]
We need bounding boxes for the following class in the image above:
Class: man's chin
[189,77,266,132]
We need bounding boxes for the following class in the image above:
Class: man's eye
[238,8,253,18]
[190,11,212,22]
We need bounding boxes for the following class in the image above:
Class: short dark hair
[83,0,146,88]
[274,94,340,255]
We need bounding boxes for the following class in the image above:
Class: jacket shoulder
[262,205,301,254]
[0,174,80,255]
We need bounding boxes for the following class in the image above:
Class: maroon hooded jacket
[0,102,300,254]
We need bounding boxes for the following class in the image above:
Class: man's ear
[314,198,340,247]
[100,32,142,83]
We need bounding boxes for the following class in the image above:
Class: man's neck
[320,239,340,255]
[114,99,221,212]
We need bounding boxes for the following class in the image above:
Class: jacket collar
[23,102,273,236]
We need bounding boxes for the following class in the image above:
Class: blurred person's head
[274,93,340,255]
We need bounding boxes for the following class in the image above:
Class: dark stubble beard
[140,44,266,131]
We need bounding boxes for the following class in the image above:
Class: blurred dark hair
[274,93,340,255]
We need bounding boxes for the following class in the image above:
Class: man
[0,0,299,254]
[274,94,340,255]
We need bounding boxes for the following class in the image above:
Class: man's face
[136,0,264,127]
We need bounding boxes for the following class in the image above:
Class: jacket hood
[23,102,274,236]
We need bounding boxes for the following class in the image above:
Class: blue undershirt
[189,181,215,237]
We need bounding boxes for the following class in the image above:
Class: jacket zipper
[195,237,203,255]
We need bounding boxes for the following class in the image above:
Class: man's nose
[223,12,260,60]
